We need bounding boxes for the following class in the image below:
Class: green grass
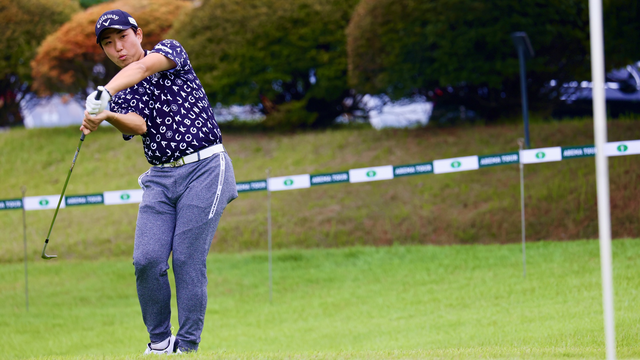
[2,119,638,359]
[1,119,640,262]
[2,240,640,359]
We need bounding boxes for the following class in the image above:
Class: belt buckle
[165,158,182,168]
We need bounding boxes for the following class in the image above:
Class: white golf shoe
[143,334,179,355]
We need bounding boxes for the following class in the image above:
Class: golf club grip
[87,89,104,118]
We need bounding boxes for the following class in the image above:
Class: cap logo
[97,14,119,28]
[128,17,137,26]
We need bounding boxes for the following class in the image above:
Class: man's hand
[85,86,112,115]
[80,110,110,135]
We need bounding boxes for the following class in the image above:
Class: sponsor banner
[433,156,479,174]
[65,194,105,207]
[520,147,562,164]
[24,195,65,211]
[561,145,596,159]
[3,140,640,211]
[0,199,23,211]
[349,165,394,183]
[393,162,434,177]
[310,172,349,186]
[478,152,519,168]
[605,140,640,157]
[104,190,144,205]
[236,180,268,192]
[268,174,311,192]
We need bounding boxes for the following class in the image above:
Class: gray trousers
[134,152,238,352]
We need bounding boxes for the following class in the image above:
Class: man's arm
[81,110,147,136]
[104,53,176,96]
[81,53,175,135]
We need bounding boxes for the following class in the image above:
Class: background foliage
[10,0,640,129]
[346,0,640,123]
[30,0,189,98]
[169,0,361,129]
[0,0,80,127]
[79,0,111,8]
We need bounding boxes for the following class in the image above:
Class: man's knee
[133,255,169,278]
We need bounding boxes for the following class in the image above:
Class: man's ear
[136,28,143,43]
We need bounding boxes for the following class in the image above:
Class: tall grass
[0,119,639,262]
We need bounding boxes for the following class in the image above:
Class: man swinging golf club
[83,9,238,354]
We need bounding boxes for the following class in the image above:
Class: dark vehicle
[552,62,640,118]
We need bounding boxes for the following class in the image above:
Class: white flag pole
[588,0,616,358]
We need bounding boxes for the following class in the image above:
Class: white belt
[155,144,225,168]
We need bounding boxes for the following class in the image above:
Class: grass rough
[0,119,639,262]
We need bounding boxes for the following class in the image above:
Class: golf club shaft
[43,132,85,241]
[42,90,102,259]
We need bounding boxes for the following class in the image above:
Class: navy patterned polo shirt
[110,39,222,165]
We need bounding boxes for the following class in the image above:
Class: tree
[79,0,111,8]
[603,0,640,69]
[346,0,640,122]
[0,0,80,127]
[31,0,189,98]
[168,0,361,129]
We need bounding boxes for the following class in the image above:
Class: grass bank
[0,119,639,262]
[2,240,640,359]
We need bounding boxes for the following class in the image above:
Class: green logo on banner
[366,170,377,178]
[536,152,546,159]
[284,178,294,186]
[120,193,130,200]
[451,161,461,168]
[617,144,628,153]
[39,199,49,206]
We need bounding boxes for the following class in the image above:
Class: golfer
[82,9,238,354]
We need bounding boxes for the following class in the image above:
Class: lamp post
[511,32,534,149]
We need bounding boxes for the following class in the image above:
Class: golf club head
[41,239,57,260]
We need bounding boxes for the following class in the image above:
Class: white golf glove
[85,86,112,115]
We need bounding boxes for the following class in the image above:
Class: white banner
[520,147,562,164]
[268,174,311,191]
[605,140,640,157]
[433,156,479,174]
[349,165,394,183]
[104,190,144,205]
[23,195,65,211]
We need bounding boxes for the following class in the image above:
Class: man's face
[100,28,143,68]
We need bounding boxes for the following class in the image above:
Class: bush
[346,0,640,122]
[169,0,360,130]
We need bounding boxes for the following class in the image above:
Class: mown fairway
[2,240,640,359]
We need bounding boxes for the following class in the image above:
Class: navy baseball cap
[95,9,138,44]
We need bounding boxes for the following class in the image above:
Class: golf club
[41,90,102,260]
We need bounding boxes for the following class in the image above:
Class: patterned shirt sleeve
[110,96,136,141]
[149,39,189,73]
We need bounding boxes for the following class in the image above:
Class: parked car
[356,94,433,130]
[552,61,640,118]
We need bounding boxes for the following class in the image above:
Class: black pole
[517,46,531,149]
